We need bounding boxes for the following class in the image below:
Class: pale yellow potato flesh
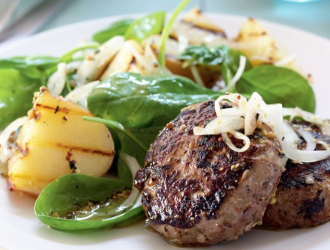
[181,7,226,35]
[100,40,136,79]
[233,18,297,69]
[8,88,115,196]
[76,36,125,85]
[170,8,227,47]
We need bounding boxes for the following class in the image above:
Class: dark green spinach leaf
[0,56,60,130]
[86,73,222,178]
[87,72,221,129]
[35,174,144,230]
[236,65,316,112]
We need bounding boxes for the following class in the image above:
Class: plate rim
[0,12,330,57]
[1,11,330,250]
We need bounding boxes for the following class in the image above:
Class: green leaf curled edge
[236,65,316,113]
[93,19,134,44]
[0,56,60,130]
[124,11,165,44]
[35,174,144,231]
[87,72,220,130]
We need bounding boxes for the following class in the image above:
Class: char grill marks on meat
[135,100,285,245]
[263,121,330,229]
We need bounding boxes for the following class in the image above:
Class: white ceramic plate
[1,13,330,250]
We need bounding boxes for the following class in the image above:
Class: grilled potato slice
[76,36,125,85]
[170,8,227,47]
[101,39,161,79]
[233,18,296,68]
[8,87,115,195]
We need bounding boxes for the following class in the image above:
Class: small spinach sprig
[179,45,252,86]
[179,45,315,112]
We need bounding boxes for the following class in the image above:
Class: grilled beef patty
[134,100,285,246]
[263,122,330,229]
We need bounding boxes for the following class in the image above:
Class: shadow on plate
[34,219,149,246]
[33,216,330,249]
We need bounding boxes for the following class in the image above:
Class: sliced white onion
[117,153,141,210]
[193,91,330,162]
[215,107,246,117]
[317,141,330,151]
[222,55,246,92]
[296,126,316,151]
[214,93,247,118]
[245,92,263,135]
[283,107,330,136]
[194,116,244,135]
[47,62,67,96]
[0,116,28,163]
[222,130,250,153]
[274,55,296,67]
[283,145,330,163]
[76,153,141,221]
[65,81,99,109]
[280,122,329,163]
[190,65,205,87]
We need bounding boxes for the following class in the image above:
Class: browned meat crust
[135,100,285,246]
[263,122,330,229]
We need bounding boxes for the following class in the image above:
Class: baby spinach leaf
[87,72,221,129]
[83,116,162,168]
[179,45,252,86]
[0,56,60,130]
[124,11,165,44]
[236,65,316,113]
[86,72,222,179]
[35,174,144,231]
[93,19,134,44]
[179,45,230,66]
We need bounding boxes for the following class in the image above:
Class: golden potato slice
[101,39,161,79]
[100,40,136,79]
[8,88,115,195]
[170,7,227,47]
[76,36,125,85]
[233,18,296,68]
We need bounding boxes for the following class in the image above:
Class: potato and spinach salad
[0,0,322,238]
